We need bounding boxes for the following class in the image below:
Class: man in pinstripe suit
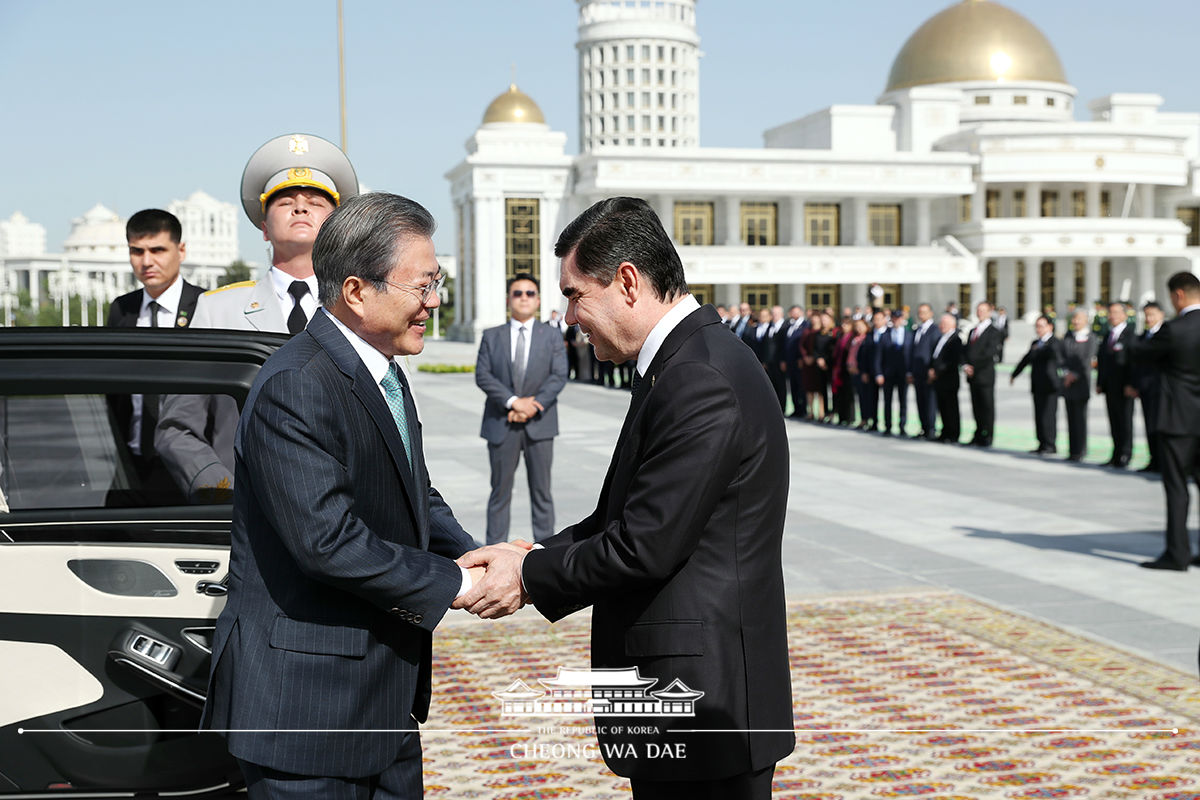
[202,194,490,798]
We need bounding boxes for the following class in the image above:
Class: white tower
[576,0,700,152]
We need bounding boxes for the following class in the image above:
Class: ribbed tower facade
[576,0,700,152]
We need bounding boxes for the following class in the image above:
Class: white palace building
[0,191,236,323]
[446,0,1200,339]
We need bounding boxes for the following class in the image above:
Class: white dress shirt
[269,267,319,323]
[636,295,701,378]
[506,317,536,409]
[324,309,472,598]
[1181,304,1200,317]
[128,277,185,453]
[933,331,954,360]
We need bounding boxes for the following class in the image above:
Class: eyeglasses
[383,272,445,305]
[511,289,538,299]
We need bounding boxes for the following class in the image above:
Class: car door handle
[195,580,228,596]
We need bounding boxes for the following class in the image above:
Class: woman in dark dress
[830,317,856,424]
[799,317,821,420]
[813,312,837,421]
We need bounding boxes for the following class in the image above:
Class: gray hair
[313,192,436,306]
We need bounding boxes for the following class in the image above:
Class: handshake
[451,540,535,619]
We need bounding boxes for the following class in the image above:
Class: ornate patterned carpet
[425,590,1200,798]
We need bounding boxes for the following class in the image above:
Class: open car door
[0,328,284,798]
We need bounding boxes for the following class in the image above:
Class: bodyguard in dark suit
[878,309,913,436]
[107,209,202,504]
[910,303,939,439]
[457,198,794,799]
[858,310,888,431]
[475,274,568,544]
[202,194,481,797]
[964,301,1004,447]
[1132,272,1200,571]
[783,305,808,418]
[1011,315,1065,454]
[1061,309,1097,461]
[930,314,964,443]
[1096,301,1136,468]
[746,307,787,410]
[1130,302,1166,472]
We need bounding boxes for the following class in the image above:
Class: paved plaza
[415,340,1199,675]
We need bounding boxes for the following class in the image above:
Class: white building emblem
[494,667,704,717]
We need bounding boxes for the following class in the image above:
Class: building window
[974,95,991,105]
[657,45,664,60]
[626,45,634,60]
[690,283,715,306]
[627,91,635,107]
[1016,261,1026,317]
[627,114,635,130]
[674,201,714,246]
[642,91,650,106]
[641,68,650,83]
[1014,95,1028,105]
[1074,260,1085,305]
[805,203,840,246]
[1101,260,1112,302]
[1046,97,1056,107]
[986,261,998,303]
[807,284,840,312]
[1100,191,1112,218]
[1178,207,1200,246]
[657,69,665,84]
[1072,190,1087,217]
[741,202,777,246]
[626,69,634,84]
[880,284,902,309]
[642,45,650,60]
[868,204,902,246]
[1012,190,1026,218]
[959,283,972,313]
[1040,261,1056,314]
[741,284,777,310]
[1040,190,1059,217]
[959,195,972,223]
[504,198,540,282]
[985,189,1000,219]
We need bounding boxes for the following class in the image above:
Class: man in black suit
[879,309,913,436]
[475,274,569,544]
[746,306,787,410]
[1061,309,1097,462]
[783,304,808,418]
[964,301,1004,447]
[729,301,752,338]
[910,303,939,439]
[1130,302,1165,473]
[202,194,483,796]
[1132,272,1200,571]
[1010,315,1065,454]
[457,197,794,799]
[858,309,888,431]
[107,209,203,504]
[994,305,1010,361]
[929,313,964,443]
[1096,301,1136,468]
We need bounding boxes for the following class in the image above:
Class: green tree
[436,274,456,337]
[11,289,90,327]
[221,259,253,286]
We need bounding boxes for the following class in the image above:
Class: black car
[0,327,285,797]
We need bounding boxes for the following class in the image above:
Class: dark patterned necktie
[287,281,309,335]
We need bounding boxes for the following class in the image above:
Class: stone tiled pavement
[412,341,1200,676]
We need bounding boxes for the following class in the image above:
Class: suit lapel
[308,313,424,531]
[500,324,515,391]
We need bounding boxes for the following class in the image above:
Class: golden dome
[885,0,1067,92]
[482,84,546,125]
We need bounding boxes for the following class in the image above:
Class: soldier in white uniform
[156,133,359,501]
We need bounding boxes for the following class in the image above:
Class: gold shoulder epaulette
[205,280,257,296]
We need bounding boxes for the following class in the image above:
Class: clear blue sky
[1,0,1196,264]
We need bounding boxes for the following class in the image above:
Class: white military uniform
[191,279,287,332]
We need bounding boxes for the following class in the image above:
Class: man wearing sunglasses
[475,273,568,545]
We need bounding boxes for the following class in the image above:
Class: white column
[1052,259,1071,319]
[1086,183,1101,218]
[717,284,741,307]
[853,198,870,246]
[539,194,562,320]
[1137,256,1157,305]
[915,197,931,246]
[1024,259,1041,322]
[653,195,673,231]
[788,197,806,246]
[722,196,740,246]
[997,258,1017,314]
[1139,184,1156,218]
[1083,256,1101,309]
[473,195,506,334]
[972,182,986,223]
[1026,182,1041,218]
[459,200,474,332]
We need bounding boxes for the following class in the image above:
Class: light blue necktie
[380,362,414,472]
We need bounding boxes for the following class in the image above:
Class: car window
[0,391,239,511]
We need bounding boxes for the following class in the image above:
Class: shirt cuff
[456,566,472,599]
[505,395,517,410]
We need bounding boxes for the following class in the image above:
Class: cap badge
[177,317,189,327]
[288,135,309,155]
[288,167,312,180]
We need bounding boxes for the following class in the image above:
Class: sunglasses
[511,290,538,298]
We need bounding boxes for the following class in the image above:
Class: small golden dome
[482,84,546,125]
[886,0,1067,92]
